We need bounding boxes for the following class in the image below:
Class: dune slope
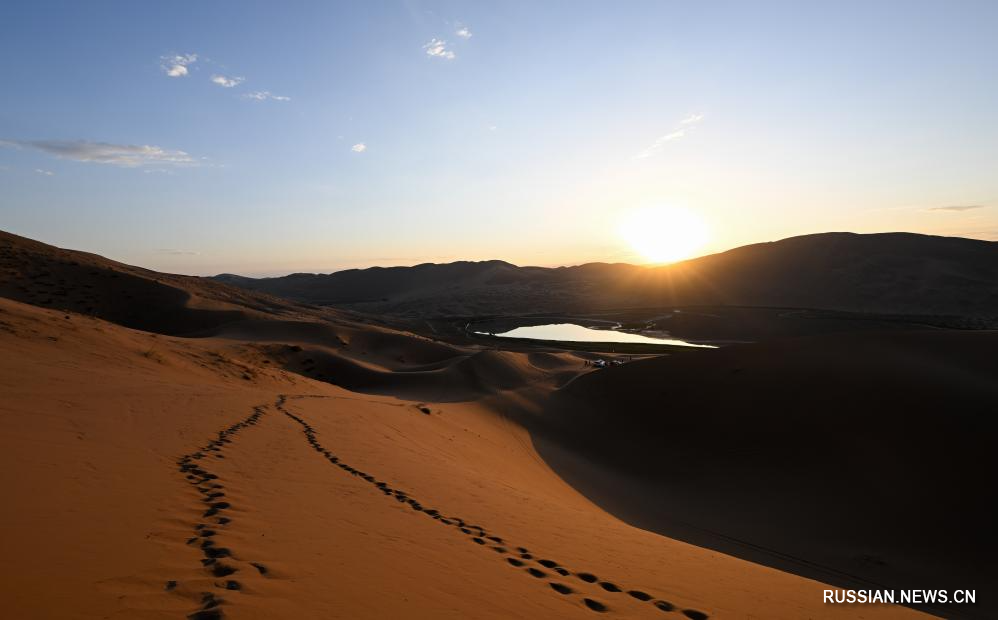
[0,297,931,619]
[538,330,998,618]
[0,230,311,335]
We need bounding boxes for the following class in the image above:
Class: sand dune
[0,231,970,618]
[259,343,572,402]
[537,330,998,618]
[0,297,932,619]
[0,230,320,335]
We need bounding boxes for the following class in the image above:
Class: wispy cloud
[161,53,198,77]
[156,248,201,256]
[241,91,290,102]
[424,38,455,60]
[928,205,986,212]
[1,139,197,168]
[34,168,54,176]
[211,74,245,88]
[351,143,367,153]
[635,113,704,159]
[455,24,472,39]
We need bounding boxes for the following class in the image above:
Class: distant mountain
[217,260,537,303]
[215,232,998,318]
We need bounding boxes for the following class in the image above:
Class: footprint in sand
[550,582,573,595]
[173,404,270,619]
[278,396,709,619]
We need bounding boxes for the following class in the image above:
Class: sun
[619,206,709,264]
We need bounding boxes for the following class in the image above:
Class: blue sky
[1,1,996,275]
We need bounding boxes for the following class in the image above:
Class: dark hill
[0,230,310,335]
[215,232,998,318]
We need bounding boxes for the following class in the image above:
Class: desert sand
[1,230,979,619]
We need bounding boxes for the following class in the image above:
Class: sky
[1,1,997,276]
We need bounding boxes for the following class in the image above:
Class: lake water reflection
[477,323,715,348]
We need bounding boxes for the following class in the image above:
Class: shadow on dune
[290,348,540,402]
[525,330,998,619]
[0,230,303,336]
[241,328,576,402]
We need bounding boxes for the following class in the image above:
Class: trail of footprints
[277,395,709,619]
[174,405,269,620]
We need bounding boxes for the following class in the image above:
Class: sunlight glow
[619,206,709,264]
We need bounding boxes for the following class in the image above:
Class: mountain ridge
[213,232,998,318]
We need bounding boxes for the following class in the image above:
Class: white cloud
[161,53,198,77]
[1,139,198,168]
[241,91,291,101]
[635,114,704,159]
[351,143,367,153]
[456,25,472,39]
[424,38,455,60]
[211,74,245,88]
[34,168,54,176]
